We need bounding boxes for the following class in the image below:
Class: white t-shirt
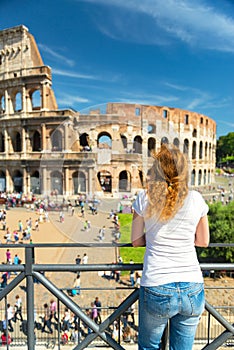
[132,190,209,287]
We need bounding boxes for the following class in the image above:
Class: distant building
[0,25,216,197]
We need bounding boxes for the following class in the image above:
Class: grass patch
[118,213,145,264]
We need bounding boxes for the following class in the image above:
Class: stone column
[88,167,93,195]
[41,84,46,109]
[4,90,9,115]
[4,129,8,154]
[41,166,47,195]
[22,128,26,154]
[64,167,69,196]
[41,124,46,151]
[22,86,27,113]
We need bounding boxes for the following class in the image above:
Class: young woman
[131,145,210,350]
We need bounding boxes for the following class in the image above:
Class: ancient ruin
[0,25,216,197]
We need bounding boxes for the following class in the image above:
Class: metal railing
[0,243,233,349]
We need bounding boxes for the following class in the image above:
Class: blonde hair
[146,144,188,221]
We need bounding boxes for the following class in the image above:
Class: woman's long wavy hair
[146,144,189,222]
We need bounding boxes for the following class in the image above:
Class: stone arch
[97,132,112,149]
[199,141,203,159]
[133,135,142,154]
[30,170,40,194]
[32,131,41,151]
[97,170,112,192]
[205,142,208,158]
[119,170,131,192]
[208,169,211,183]
[173,138,180,147]
[148,124,156,134]
[50,171,63,195]
[51,129,62,151]
[198,169,202,185]
[148,137,156,156]
[0,94,5,113]
[14,131,22,152]
[31,89,41,110]
[192,129,197,137]
[79,133,90,151]
[13,170,23,193]
[15,91,22,112]
[191,169,196,186]
[0,170,6,192]
[138,169,144,187]
[183,139,189,154]
[72,171,86,194]
[161,136,169,145]
[203,169,207,185]
[192,141,196,159]
[0,132,5,152]
[120,134,127,149]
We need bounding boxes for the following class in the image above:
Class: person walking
[41,303,53,334]
[13,295,23,322]
[131,145,210,350]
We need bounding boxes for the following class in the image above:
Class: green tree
[216,132,234,161]
[197,201,234,263]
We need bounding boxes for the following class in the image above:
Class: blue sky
[1,0,234,138]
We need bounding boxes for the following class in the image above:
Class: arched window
[0,95,5,113]
[121,134,127,149]
[15,92,22,111]
[133,136,142,154]
[0,171,6,192]
[32,89,41,109]
[97,132,112,149]
[203,170,207,185]
[148,137,156,156]
[173,138,180,147]
[33,131,41,151]
[138,170,144,187]
[148,124,156,134]
[192,141,196,159]
[0,133,5,152]
[73,171,86,194]
[79,133,91,151]
[208,170,211,183]
[198,170,202,185]
[205,142,208,158]
[192,129,197,137]
[97,170,112,192]
[50,171,63,195]
[119,170,131,192]
[161,136,169,145]
[13,170,23,193]
[51,129,62,151]
[199,141,203,159]
[183,139,189,154]
[15,132,22,152]
[30,171,40,194]
[191,169,196,186]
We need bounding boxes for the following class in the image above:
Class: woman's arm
[195,215,210,247]
[131,211,146,247]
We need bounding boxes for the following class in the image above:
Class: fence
[0,243,233,349]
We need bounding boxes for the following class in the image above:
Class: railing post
[25,245,35,350]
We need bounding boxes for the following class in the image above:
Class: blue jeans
[139,282,205,350]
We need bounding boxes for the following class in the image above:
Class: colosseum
[0,25,216,198]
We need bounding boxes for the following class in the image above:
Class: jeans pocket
[144,287,173,318]
[187,285,205,316]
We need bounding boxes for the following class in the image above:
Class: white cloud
[53,68,99,80]
[57,93,89,106]
[82,0,234,52]
[38,44,75,67]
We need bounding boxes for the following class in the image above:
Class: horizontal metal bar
[0,242,233,248]
[33,263,144,272]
